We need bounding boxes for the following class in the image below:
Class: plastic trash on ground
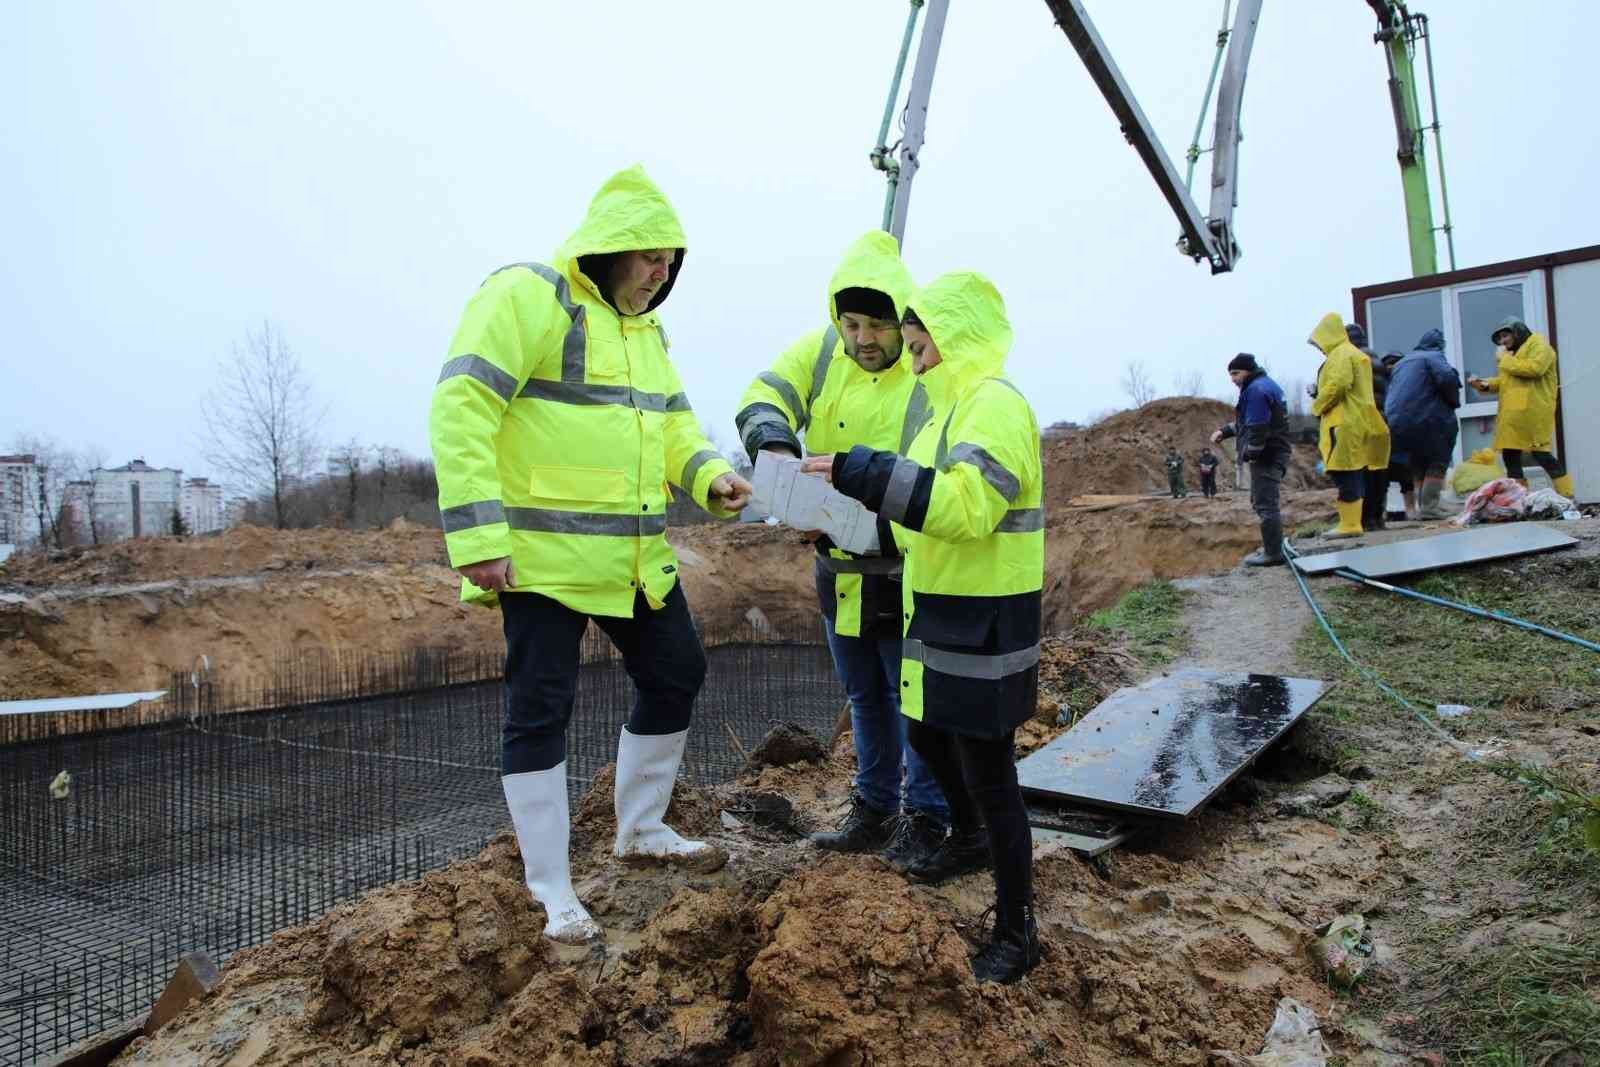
[1211,997,1329,1066]
[1453,477,1527,526]
[1435,704,1471,719]
[1521,487,1574,521]
[1314,913,1374,988]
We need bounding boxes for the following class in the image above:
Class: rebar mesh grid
[1,622,841,1065]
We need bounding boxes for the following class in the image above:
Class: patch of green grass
[1408,939,1600,1065]
[1293,565,1600,724]
[1346,789,1390,832]
[1086,580,1189,666]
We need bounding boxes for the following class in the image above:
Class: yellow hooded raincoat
[1479,324,1560,452]
[1309,313,1388,472]
[735,231,924,636]
[832,272,1044,739]
[428,166,734,615]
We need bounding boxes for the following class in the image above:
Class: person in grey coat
[1384,328,1461,519]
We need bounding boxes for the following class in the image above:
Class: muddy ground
[106,519,1599,1065]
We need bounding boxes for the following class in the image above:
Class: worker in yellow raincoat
[735,231,952,868]
[429,166,752,946]
[1308,312,1385,538]
[803,271,1045,985]
[1467,317,1576,499]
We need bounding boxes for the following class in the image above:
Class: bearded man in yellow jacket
[736,231,951,870]
[804,271,1045,984]
[429,166,751,945]
[1468,317,1577,499]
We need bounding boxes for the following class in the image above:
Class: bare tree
[8,433,76,548]
[1120,360,1158,408]
[328,438,367,527]
[200,322,325,529]
[1171,368,1206,398]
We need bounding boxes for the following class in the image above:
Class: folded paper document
[751,452,880,555]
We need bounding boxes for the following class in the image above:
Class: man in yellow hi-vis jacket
[803,271,1045,984]
[429,165,751,945]
[1468,316,1577,499]
[735,231,950,870]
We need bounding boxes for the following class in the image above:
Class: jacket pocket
[529,465,627,503]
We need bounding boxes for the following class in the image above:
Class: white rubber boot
[613,728,727,872]
[502,764,601,944]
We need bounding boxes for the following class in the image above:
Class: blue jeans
[822,617,949,821]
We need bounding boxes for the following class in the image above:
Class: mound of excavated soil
[1043,396,1322,506]
[1,401,1343,701]
[111,741,1386,1067]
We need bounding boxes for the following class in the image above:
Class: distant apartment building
[0,453,38,547]
[181,477,226,535]
[92,459,183,540]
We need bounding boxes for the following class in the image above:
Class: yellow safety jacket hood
[554,164,688,314]
[907,271,1014,410]
[827,230,916,349]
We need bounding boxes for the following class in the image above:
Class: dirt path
[1175,564,1313,677]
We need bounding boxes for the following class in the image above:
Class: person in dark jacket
[1164,447,1187,498]
[1212,353,1292,566]
[1349,324,1397,531]
[1376,353,1417,519]
[1197,447,1220,498]
[1385,328,1461,519]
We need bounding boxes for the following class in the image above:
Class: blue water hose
[1283,540,1468,752]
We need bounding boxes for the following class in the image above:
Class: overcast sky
[5,2,1598,493]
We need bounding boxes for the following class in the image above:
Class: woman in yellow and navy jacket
[803,271,1044,984]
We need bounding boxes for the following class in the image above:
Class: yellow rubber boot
[1324,499,1365,539]
[1552,473,1576,499]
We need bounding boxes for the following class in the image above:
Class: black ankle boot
[811,790,895,853]
[905,826,988,884]
[971,906,1041,984]
[881,808,947,873]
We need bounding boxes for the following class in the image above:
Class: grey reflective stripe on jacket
[518,379,690,414]
[437,354,518,403]
[757,371,805,422]
[898,381,934,454]
[505,507,668,537]
[800,325,838,430]
[995,507,1043,533]
[944,442,1021,502]
[490,261,589,382]
[680,449,720,491]
[440,499,507,533]
[903,638,1041,680]
[878,456,923,524]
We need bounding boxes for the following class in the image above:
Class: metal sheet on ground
[1291,523,1577,578]
[1026,804,1133,856]
[1017,668,1327,821]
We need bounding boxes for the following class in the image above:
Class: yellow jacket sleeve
[1312,352,1352,417]
[428,271,562,567]
[661,360,736,517]
[921,383,1038,545]
[736,328,827,456]
[1500,337,1557,379]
